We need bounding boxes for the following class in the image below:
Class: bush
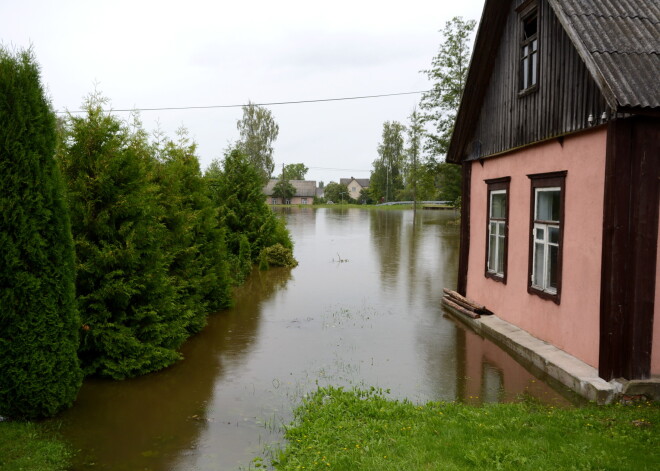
[0,48,82,418]
[259,244,298,268]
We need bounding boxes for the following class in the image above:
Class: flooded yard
[54,208,577,470]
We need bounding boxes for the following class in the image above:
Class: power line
[55,90,430,114]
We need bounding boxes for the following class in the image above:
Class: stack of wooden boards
[442,289,493,319]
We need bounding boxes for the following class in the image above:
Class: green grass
[273,387,660,471]
[0,421,72,471]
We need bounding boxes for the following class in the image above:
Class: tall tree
[419,16,476,160]
[281,163,309,180]
[0,48,82,419]
[153,128,232,332]
[370,121,405,202]
[57,94,184,379]
[236,102,279,183]
[405,108,424,210]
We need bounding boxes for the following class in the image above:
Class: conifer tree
[153,128,232,331]
[206,149,293,281]
[57,95,184,379]
[0,48,82,418]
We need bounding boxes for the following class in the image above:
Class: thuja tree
[206,149,293,282]
[0,48,82,418]
[153,128,232,331]
[57,95,185,379]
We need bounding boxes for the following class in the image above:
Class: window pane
[548,245,558,290]
[536,189,560,221]
[551,191,560,221]
[536,227,545,241]
[489,234,498,271]
[534,242,545,287]
[497,234,505,273]
[491,192,506,218]
[549,226,559,244]
[522,57,529,88]
[532,39,538,52]
[531,51,537,85]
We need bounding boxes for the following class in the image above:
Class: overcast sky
[2,0,485,183]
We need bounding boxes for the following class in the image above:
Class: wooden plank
[443,296,481,319]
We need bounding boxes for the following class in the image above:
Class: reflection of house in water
[446,0,659,402]
[459,323,574,405]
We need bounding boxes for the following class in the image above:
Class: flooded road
[54,208,576,470]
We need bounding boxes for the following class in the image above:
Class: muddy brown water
[53,208,578,470]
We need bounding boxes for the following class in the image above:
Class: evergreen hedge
[57,98,185,379]
[0,48,82,419]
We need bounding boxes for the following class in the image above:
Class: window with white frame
[528,171,566,303]
[485,177,510,282]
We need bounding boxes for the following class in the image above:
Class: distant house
[340,177,370,201]
[447,0,659,382]
[263,179,316,205]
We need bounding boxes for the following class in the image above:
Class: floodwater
[53,208,578,470]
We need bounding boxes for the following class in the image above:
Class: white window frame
[527,171,566,304]
[531,188,560,294]
[485,177,510,283]
[488,190,507,277]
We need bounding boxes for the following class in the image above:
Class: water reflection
[52,207,577,471]
[54,268,292,471]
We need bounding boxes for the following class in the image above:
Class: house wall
[346,180,363,200]
[465,0,609,162]
[466,127,607,368]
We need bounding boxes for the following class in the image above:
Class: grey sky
[2,0,484,183]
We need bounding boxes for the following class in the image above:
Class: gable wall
[467,0,609,160]
[466,127,607,368]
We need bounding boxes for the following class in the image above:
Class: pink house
[447,0,659,383]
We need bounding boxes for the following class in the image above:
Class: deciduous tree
[370,121,405,202]
[236,102,279,183]
[281,163,309,180]
[419,16,476,159]
[273,180,296,202]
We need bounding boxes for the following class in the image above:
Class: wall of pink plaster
[466,128,607,368]
[652,210,660,375]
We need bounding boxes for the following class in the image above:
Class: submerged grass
[274,387,659,471]
[0,421,72,471]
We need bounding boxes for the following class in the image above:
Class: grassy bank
[0,421,72,471]
[273,387,659,471]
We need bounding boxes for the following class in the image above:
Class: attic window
[520,10,539,93]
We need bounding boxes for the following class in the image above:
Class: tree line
[368,17,476,206]
[0,48,294,420]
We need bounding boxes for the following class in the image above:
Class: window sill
[518,84,539,98]
[485,271,507,284]
[528,285,560,304]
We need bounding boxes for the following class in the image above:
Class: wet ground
[53,207,577,470]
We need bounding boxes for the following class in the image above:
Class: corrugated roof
[551,0,660,109]
[263,179,318,197]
